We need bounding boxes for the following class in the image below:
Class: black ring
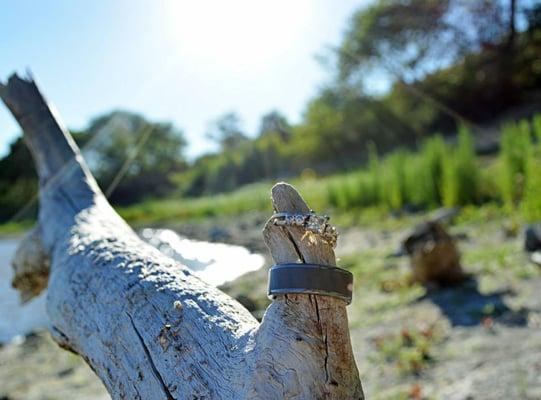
[268,263,353,305]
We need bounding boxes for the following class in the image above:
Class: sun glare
[162,0,310,69]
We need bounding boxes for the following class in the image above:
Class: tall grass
[442,126,480,207]
[499,120,531,208]
[329,125,483,211]
[497,116,541,221]
[419,135,446,206]
[521,116,541,222]
[383,151,408,209]
[112,115,541,224]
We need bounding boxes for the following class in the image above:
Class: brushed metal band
[267,263,353,305]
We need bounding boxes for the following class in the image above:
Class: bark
[0,74,363,399]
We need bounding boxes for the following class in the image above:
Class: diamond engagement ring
[270,211,338,248]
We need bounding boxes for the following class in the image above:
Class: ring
[268,263,353,304]
[270,211,338,248]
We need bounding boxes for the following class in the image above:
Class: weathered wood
[403,221,466,286]
[256,183,363,399]
[0,74,363,399]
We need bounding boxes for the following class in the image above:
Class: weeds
[442,126,480,207]
[373,324,445,375]
[499,120,531,209]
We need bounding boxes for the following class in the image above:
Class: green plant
[373,324,444,375]
[522,117,541,222]
[442,125,479,206]
[420,135,447,206]
[382,151,407,209]
[499,120,531,208]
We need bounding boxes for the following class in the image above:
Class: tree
[338,0,522,86]
[0,110,188,214]
[258,110,291,140]
[0,137,38,221]
[207,112,248,151]
[79,111,187,204]
[525,2,541,32]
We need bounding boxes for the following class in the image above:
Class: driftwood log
[403,221,466,287]
[0,74,363,399]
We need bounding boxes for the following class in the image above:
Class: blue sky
[0,0,370,159]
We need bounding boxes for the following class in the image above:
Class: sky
[0,0,369,159]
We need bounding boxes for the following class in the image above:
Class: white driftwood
[0,74,363,399]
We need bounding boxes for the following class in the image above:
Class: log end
[0,73,41,118]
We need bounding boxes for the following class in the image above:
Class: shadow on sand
[418,278,529,327]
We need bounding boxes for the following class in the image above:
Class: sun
[161,0,310,69]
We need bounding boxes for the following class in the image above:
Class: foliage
[2,1,541,224]
[83,111,187,204]
[521,116,541,222]
[340,0,457,82]
[0,111,187,222]
[499,120,531,208]
[179,123,293,196]
[441,125,480,207]
[206,112,248,151]
[0,138,38,221]
[418,135,446,205]
[327,123,484,211]
[373,324,444,375]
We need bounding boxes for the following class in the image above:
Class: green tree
[206,112,248,151]
[77,111,187,204]
[0,137,38,221]
[258,110,291,139]
[338,0,520,86]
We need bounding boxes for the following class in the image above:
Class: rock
[525,224,541,252]
[403,221,466,286]
[532,251,541,267]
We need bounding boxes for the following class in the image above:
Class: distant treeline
[1,0,541,222]
[116,115,541,227]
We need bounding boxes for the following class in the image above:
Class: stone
[525,224,541,252]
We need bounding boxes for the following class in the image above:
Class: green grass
[371,324,446,375]
[0,220,33,236]
[118,182,273,224]
[2,114,541,231]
